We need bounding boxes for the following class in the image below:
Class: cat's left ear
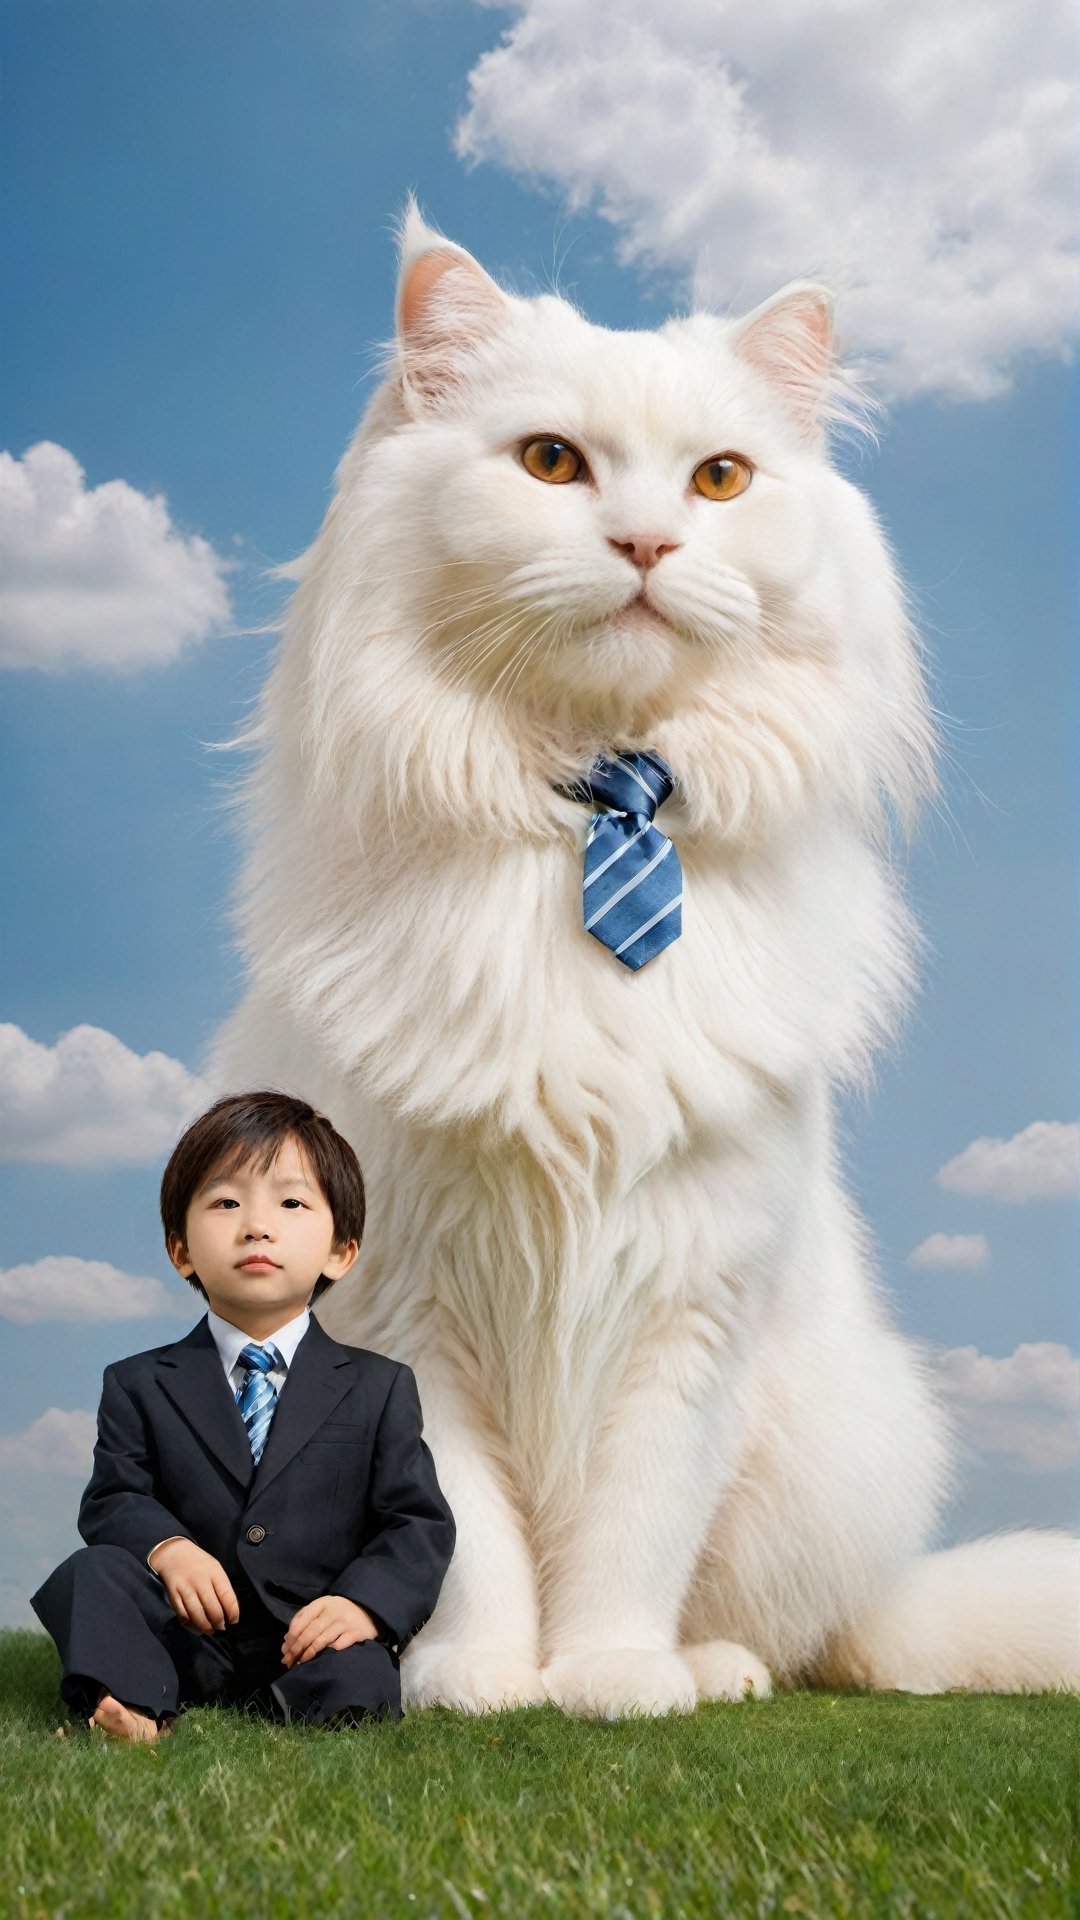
[394,194,512,414]
[730,283,837,437]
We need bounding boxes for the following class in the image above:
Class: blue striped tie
[236,1342,283,1467]
[568,751,683,970]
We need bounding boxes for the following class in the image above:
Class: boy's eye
[213,1197,239,1209]
[281,1197,305,1209]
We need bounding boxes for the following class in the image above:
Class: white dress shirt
[206,1305,311,1397]
[147,1307,311,1571]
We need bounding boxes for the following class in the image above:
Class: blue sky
[1,0,1077,1623]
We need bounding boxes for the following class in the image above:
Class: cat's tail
[812,1530,1079,1693]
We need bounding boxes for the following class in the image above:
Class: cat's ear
[730,283,837,436]
[394,194,512,413]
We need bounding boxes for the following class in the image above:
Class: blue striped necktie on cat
[568,751,683,970]
[236,1342,283,1466]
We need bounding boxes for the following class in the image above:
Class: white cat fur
[213,197,1078,1714]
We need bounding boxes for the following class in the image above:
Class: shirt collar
[206,1305,311,1373]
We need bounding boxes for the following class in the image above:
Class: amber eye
[691,454,753,501]
[521,438,585,485]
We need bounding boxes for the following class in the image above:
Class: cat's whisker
[485,627,543,712]
[534,609,572,690]
[435,602,528,655]
[480,604,570,715]
[503,610,568,710]
[410,588,525,645]
[409,597,529,674]
[439,601,537,670]
[437,609,540,701]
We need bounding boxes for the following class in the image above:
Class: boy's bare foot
[89,1693,170,1743]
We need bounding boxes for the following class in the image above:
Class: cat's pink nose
[607,534,682,571]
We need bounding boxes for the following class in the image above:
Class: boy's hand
[281,1595,380,1668]
[148,1538,240,1633]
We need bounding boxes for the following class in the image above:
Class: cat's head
[376,197,874,718]
[279,198,936,848]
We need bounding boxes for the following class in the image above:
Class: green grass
[1,1632,1076,1918]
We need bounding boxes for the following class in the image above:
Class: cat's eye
[520,438,585,485]
[691,454,753,501]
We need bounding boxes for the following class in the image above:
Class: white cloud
[931,1341,1080,1474]
[0,1418,92,1625]
[455,0,1078,403]
[0,1024,210,1168]
[0,1256,182,1325]
[907,1233,989,1271]
[935,1121,1079,1203]
[0,1408,97,1477]
[0,441,235,671]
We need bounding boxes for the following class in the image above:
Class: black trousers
[31,1545,401,1726]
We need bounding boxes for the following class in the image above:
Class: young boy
[31,1090,455,1740]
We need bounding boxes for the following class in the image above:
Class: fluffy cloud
[0,440,234,671]
[935,1121,1079,1203]
[0,1256,182,1324]
[455,0,1078,403]
[0,1412,97,1625]
[931,1341,1080,1474]
[0,1023,209,1168]
[906,1233,989,1271]
[0,1408,97,1478]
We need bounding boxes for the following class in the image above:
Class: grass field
[1,1632,1076,1918]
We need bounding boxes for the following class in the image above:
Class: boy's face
[167,1135,358,1336]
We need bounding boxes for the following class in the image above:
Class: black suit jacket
[77,1316,455,1650]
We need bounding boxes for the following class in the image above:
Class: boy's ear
[322,1239,359,1282]
[167,1233,195,1278]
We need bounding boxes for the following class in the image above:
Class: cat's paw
[682,1638,772,1701]
[400,1643,547,1713]
[543,1648,697,1719]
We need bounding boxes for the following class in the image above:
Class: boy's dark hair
[160,1090,366,1305]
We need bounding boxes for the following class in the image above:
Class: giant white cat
[213,198,1078,1715]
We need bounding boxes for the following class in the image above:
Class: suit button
[245,1523,267,1545]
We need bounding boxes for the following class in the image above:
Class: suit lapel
[248,1318,355,1501]
[156,1317,254,1489]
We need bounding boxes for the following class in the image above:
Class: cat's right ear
[730,283,838,438]
[394,194,511,414]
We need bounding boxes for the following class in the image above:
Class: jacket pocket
[307,1421,368,1445]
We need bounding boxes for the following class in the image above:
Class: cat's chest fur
[255,792,898,1188]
